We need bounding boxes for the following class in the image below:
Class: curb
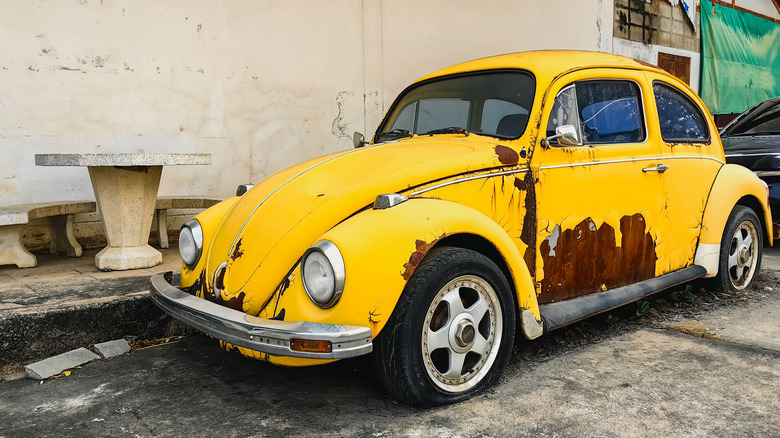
[0,292,190,375]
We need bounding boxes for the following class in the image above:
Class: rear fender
[696,164,772,276]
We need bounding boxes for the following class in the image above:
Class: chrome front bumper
[149,272,373,359]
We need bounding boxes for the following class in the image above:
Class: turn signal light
[290,338,332,353]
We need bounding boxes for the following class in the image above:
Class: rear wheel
[712,205,763,292]
[373,247,515,406]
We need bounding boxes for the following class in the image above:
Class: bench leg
[0,224,37,268]
[157,209,169,249]
[50,214,83,257]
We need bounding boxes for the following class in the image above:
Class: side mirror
[542,125,580,147]
[556,125,579,146]
[353,132,369,148]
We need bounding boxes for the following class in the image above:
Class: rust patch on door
[494,145,519,165]
[402,233,446,281]
[538,214,657,303]
[230,238,244,261]
[514,172,536,274]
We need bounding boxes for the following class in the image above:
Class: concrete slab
[93,340,131,358]
[24,347,100,380]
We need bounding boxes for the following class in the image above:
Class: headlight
[301,240,345,308]
[179,220,203,269]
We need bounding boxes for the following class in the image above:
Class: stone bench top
[0,201,97,226]
[155,196,223,210]
[35,153,212,167]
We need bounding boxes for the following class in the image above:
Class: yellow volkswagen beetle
[150,50,773,406]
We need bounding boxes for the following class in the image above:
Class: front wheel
[712,205,763,292]
[373,247,515,406]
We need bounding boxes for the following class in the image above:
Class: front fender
[273,198,539,340]
[180,196,241,289]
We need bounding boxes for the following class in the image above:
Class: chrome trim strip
[539,154,723,171]
[149,272,373,359]
[409,155,723,197]
[228,149,359,257]
[410,168,529,196]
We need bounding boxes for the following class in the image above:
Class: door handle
[642,164,669,173]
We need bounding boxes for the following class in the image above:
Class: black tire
[711,205,763,292]
[373,247,515,407]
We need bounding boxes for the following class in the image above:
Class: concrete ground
[0,247,779,437]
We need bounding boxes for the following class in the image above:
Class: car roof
[415,50,664,84]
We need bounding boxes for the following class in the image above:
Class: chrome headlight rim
[301,240,345,309]
[179,219,204,270]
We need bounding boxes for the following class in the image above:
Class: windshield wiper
[423,126,469,136]
[376,128,413,141]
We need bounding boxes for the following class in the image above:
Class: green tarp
[700,0,780,114]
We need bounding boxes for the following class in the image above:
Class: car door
[530,68,665,304]
[644,71,724,271]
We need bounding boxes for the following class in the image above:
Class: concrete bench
[154,196,222,249]
[0,201,96,268]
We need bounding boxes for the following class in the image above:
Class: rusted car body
[150,51,772,406]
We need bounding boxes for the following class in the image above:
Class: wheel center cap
[738,246,750,267]
[453,319,476,349]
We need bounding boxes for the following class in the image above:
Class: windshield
[375,71,535,143]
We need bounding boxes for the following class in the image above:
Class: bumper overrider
[149,272,373,359]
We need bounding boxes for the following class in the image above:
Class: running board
[539,265,707,332]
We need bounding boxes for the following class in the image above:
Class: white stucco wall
[735,0,780,20]
[1,0,612,208]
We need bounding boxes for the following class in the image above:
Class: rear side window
[546,80,645,145]
[653,82,709,142]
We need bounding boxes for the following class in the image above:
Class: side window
[653,82,709,142]
[546,85,580,140]
[576,81,645,144]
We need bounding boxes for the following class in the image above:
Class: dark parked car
[722,96,780,220]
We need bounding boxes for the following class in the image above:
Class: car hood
[720,96,780,138]
[205,136,525,310]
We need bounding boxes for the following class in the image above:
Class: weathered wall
[1,0,612,249]
[613,0,699,52]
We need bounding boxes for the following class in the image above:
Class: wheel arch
[735,195,771,247]
[434,233,520,318]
